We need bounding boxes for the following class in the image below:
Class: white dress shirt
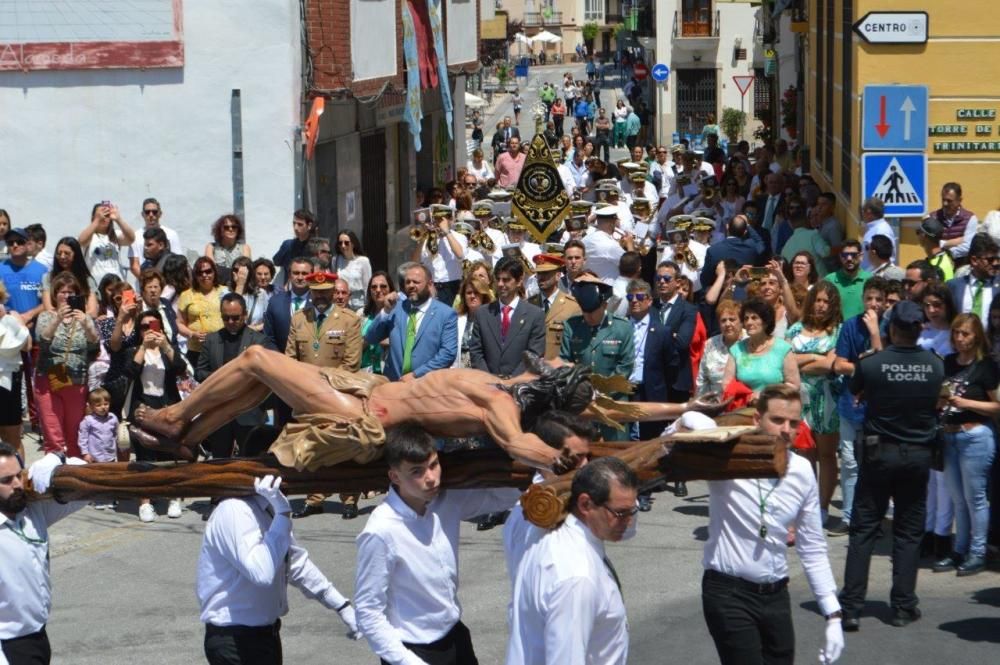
[355,486,521,665]
[860,217,896,271]
[702,452,841,616]
[629,314,650,384]
[0,500,87,639]
[421,231,468,282]
[583,229,625,285]
[197,496,347,627]
[507,513,628,665]
[129,224,184,263]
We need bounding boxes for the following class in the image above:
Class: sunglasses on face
[196,269,214,276]
[371,284,389,291]
[143,209,161,216]
[7,238,25,246]
[902,279,920,288]
[338,240,352,246]
[222,224,239,231]
[221,314,243,322]
[656,275,673,283]
[840,252,860,259]
[626,293,648,301]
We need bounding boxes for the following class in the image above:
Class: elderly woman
[743,260,800,338]
[454,274,494,369]
[0,282,31,458]
[722,298,800,401]
[696,299,743,396]
[34,272,101,457]
[786,251,820,291]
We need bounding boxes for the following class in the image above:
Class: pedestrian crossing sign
[861,153,927,217]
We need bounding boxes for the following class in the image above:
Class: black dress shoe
[890,607,921,628]
[637,494,653,512]
[842,616,860,632]
[292,504,324,519]
[957,554,986,576]
[342,503,359,520]
[674,481,688,498]
[932,553,959,573]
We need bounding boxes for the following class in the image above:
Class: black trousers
[1,628,51,665]
[840,441,931,615]
[381,621,478,665]
[205,421,255,459]
[702,571,794,665]
[205,621,281,665]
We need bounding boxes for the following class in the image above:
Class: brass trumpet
[680,247,700,270]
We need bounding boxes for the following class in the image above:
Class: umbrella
[533,30,562,44]
[465,92,487,109]
[513,32,533,46]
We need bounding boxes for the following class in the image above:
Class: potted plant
[720,107,747,144]
[780,86,798,139]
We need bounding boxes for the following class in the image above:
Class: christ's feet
[134,404,185,441]
[128,425,195,462]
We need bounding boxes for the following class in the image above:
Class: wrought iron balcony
[523,10,563,27]
[672,9,721,50]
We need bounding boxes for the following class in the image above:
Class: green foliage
[582,22,599,42]
[720,107,747,142]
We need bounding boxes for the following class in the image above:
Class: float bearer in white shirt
[355,424,521,665]
[196,475,359,664]
[700,384,845,665]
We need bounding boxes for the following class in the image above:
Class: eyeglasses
[626,293,648,301]
[840,252,860,259]
[6,238,25,246]
[601,504,639,520]
[221,314,243,322]
[196,269,214,276]
[143,209,161,217]
[338,240,352,246]
[655,274,673,283]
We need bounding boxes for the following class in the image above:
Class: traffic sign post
[733,76,754,130]
[853,11,928,44]
[651,63,669,83]
[862,153,928,217]
[862,85,928,151]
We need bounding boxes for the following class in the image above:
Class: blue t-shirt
[835,314,875,424]
[0,260,46,314]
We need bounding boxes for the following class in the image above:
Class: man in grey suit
[469,257,546,378]
[195,292,270,460]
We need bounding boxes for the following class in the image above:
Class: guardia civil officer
[839,300,945,631]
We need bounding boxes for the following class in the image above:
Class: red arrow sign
[875,95,890,138]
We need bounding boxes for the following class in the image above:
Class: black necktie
[604,555,622,594]
[543,297,550,315]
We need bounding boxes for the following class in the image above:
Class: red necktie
[501,305,512,340]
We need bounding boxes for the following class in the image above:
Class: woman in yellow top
[176,256,228,366]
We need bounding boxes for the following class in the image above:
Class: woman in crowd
[612,99,629,148]
[453,274,494,369]
[359,271,394,374]
[204,213,252,283]
[34,272,100,458]
[786,250,820,291]
[176,256,227,366]
[0,209,10,260]
[730,160,752,198]
[139,269,178,345]
[335,230,372,312]
[78,202,135,281]
[467,148,493,183]
[126,309,188,523]
[160,254,191,304]
[784,281,843,522]
[700,112,720,142]
[512,88,524,125]
[42,237,99,316]
[0,282,31,459]
[551,98,566,137]
[249,258,276,331]
[722,298,800,400]
[225,256,267,332]
[917,282,958,556]
[934,314,1000,576]
[96,274,124,319]
[98,280,140,423]
[719,177,745,227]
[696,299,742,396]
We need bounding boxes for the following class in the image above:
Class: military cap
[533,254,566,272]
[472,200,495,217]
[430,204,453,219]
[305,271,339,290]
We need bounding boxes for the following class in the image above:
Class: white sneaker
[167,499,183,519]
[139,503,157,523]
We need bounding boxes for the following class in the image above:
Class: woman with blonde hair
[454,275,494,369]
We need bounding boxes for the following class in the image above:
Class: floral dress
[784,321,841,434]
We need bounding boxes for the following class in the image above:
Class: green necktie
[402,309,417,375]
[315,312,326,332]
[973,280,985,318]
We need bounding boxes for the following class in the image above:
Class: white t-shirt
[84,232,127,281]
[129,224,184,265]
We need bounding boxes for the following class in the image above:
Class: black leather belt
[206,619,281,637]
[705,569,789,595]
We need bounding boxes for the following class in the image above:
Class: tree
[582,22,599,54]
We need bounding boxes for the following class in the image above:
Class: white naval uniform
[657,240,707,292]
[421,231,468,283]
[583,229,625,285]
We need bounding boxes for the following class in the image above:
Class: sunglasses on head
[626,293,648,301]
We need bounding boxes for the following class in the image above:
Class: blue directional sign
[861,153,927,217]
[862,84,928,151]
[651,63,670,83]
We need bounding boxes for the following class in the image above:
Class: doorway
[360,130,389,270]
[676,69,717,136]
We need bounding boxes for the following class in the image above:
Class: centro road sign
[651,63,670,83]
[862,84,928,151]
[853,11,928,45]
[862,153,928,217]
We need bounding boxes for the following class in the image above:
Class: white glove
[819,619,844,664]
[337,604,362,640]
[27,453,64,494]
[254,475,292,515]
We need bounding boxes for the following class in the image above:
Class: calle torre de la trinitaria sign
[930,108,1000,154]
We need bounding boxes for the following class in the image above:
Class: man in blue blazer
[365,262,457,380]
[262,257,312,427]
[946,233,1000,316]
[624,279,679,441]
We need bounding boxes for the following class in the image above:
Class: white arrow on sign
[900,96,916,141]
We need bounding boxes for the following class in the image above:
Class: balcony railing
[523,11,564,27]
[584,10,604,22]
[672,9,720,38]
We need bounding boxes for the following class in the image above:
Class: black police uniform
[839,343,944,620]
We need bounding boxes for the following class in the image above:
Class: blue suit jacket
[365,298,458,380]
[263,290,310,353]
[700,235,765,289]
[946,274,1000,314]
[653,297,698,394]
[635,317,676,439]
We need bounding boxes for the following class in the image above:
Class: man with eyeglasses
[946,233,1000,318]
[824,240,871,321]
[0,443,88,665]
[507,457,637,665]
[308,237,333,270]
[195,293,269,463]
[129,198,183,279]
[901,260,938,303]
[701,385,845,665]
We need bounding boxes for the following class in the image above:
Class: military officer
[529,253,581,360]
[287,271,363,519]
[560,272,635,441]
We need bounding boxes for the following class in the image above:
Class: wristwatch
[825,610,843,621]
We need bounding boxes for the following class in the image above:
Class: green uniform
[560,311,635,441]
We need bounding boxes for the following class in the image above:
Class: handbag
[46,320,77,392]
[116,379,135,451]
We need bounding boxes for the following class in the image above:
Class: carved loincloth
[268,368,390,471]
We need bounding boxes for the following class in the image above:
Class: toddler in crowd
[78,388,119,509]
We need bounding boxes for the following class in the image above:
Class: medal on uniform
[313,341,320,351]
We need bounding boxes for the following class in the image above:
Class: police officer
[839,300,945,631]
[560,272,635,441]
[287,270,363,520]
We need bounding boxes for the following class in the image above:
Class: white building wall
[352,0,397,80]
[0,1,301,262]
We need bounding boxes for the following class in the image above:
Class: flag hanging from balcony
[401,0,454,152]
